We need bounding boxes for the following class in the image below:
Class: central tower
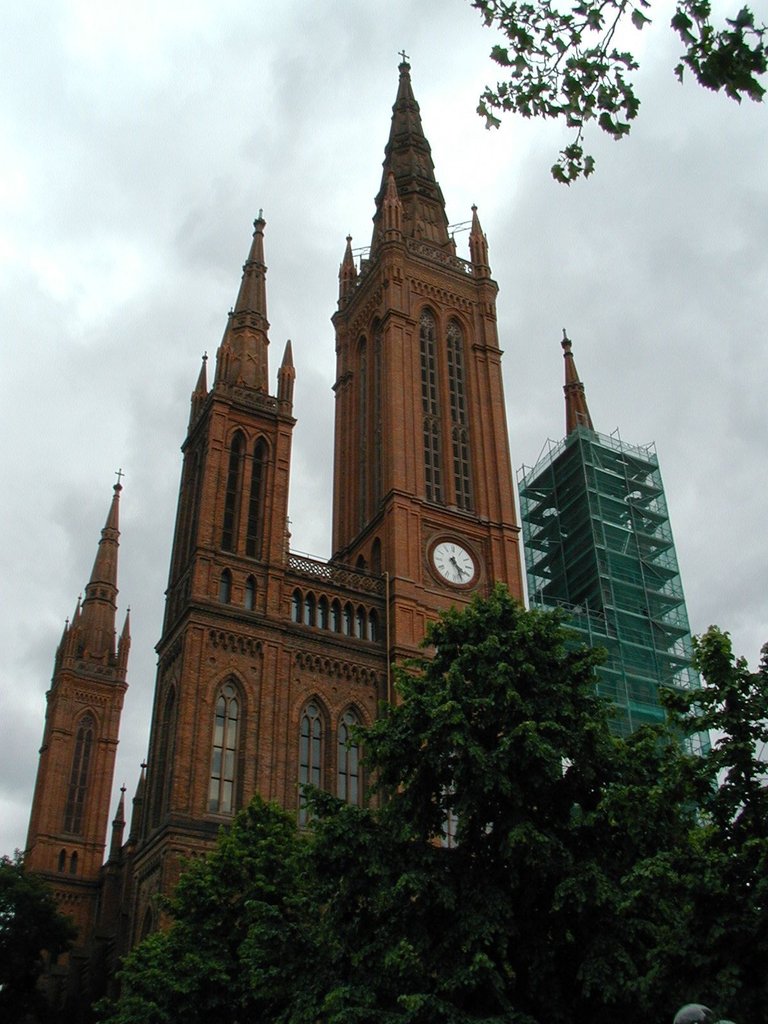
[332,59,523,658]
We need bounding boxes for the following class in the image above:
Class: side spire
[215,213,270,392]
[562,330,594,434]
[189,353,208,427]
[339,235,358,301]
[277,339,295,409]
[469,204,490,276]
[372,58,450,249]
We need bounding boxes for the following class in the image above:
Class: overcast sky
[2,0,766,857]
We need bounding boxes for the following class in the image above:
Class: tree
[102,592,764,1023]
[0,854,75,1023]
[99,799,323,1024]
[661,627,768,1022]
[470,0,768,181]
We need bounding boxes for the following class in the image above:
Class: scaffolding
[518,425,700,737]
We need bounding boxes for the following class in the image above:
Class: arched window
[304,593,316,627]
[318,596,329,630]
[372,324,383,509]
[299,701,323,825]
[292,590,302,623]
[331,600,341,632]
[64,714,95,834]
[219,569,232,603]
[153,687,176,827]
[447,319,473,510]
[209,682,240,814]
[338,709,361,805]
[140,907,154,941]
[244,575,256,611]
[371,538,382,575]
[355,554,367,571]
[222,431,245,551]
[69,851,78,875]
[420,310,442,502]
[355,606,366,639]
[343,603,353,636]
[367,609,379,642]
[58,849,66,872]
[246,439,267,558]
[358,337,368,528]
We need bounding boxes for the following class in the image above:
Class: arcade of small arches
[290,588,380,642]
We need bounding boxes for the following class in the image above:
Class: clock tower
[332,58,523,659]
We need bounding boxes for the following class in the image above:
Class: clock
[431,540,476,586]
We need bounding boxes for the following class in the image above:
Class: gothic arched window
[64,714,95,834]
[153,687,176,827]
[218,569,232,603]
[367,609,379,642]
[299,701,323,824]
[447,319,473,510]
[292,590,302,623]
[58,849,66,872]
[304,593,316,627]
[244,575,256,611]
[343,603,353,636]
[208,682,240,814]
[246,439,267,558]
[355,606,366,639]
[420,310,442,502]
[318,596,329,629]
[331,600,341,632]
[222,431,245,551]
[337,709,361,805]
[69,851,78,875]
[358,337,368,528]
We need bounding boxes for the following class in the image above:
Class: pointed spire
[215,213,270,391]
[562,331,594,435]
[189,353,208,427]
[469,205,491,276]
[128,763,146,843]
[109,785,126,860]
[117,608,131,673]
[372,58,450,249]
[78,479,122,661]
[338,235,358,301]
[277,339,296,409]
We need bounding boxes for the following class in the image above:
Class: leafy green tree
[99,799,323,1024]
[661,627,768,1022]
[0,854,75,1023]
[470,0,767,181]
[102,594,766,1023]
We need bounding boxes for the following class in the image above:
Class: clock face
[432,541,476,586]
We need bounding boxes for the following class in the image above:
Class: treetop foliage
[102,588,768,1024]
[470,0,767,181]
[0,853,76,1022]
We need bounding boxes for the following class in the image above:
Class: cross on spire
[399,49,410,64]
[115,467,125,488]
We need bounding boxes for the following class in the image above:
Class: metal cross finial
[399,49,410,64]
[115,467,125,486]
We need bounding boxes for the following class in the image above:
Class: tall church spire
[77,480,122,662]
[215,214,270,391]
[372,58,450,249]
[562,331,594,434]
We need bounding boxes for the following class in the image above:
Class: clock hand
[450,556,466,579]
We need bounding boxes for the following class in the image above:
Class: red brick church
[24,59,524,1016]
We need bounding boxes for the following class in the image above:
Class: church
[24,58,527,1014]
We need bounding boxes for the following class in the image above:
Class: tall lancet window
[64,713,95,834]
[447,319,473,510]
[246,439,267,558]
[420,310,442,502]
[372,325,383,509]
[337,709,361,805]
[299,701,323,825]
[358,338,368,528]
[209,682,239,814]
[222,431,245,552]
